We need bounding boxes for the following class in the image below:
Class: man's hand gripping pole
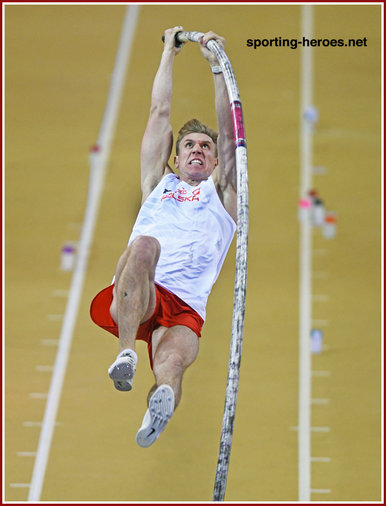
[162,31,205,47]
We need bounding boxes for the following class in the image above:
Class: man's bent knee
[130,236,161,269]
[155,351,185,373]
[110,236,160,323]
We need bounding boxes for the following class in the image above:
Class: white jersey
[128,173,236,320]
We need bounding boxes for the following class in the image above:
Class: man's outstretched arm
[200,32,237,223]
[140,26,185,203]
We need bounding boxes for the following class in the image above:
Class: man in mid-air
[90,26,237,447]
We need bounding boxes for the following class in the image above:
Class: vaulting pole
[168,30,249,501]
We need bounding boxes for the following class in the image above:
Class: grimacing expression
[175,133,218,182]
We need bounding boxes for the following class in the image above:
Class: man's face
[174,133,218,183]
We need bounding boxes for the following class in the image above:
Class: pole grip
[161,30,204,47]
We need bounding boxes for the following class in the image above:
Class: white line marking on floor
[40,339,59,347]
[311,489,332,494]
[311,457,331,462]
[35,366,54,372]
[290,426,330,432]
[23,422,43,427]
[17,452,37,457]
[312,370,331,377]
[10,483,30,488]
[46,314,63,321]
[28,7,140,501]
[311,398,330,405]
[29,393,48,399]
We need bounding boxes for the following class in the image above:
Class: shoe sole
[108,357,135,391]
[136,385,174,448]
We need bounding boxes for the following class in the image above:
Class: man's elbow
[149,102,171,119]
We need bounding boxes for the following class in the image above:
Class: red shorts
[90,283,204,368]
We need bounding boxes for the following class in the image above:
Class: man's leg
[108,235,160,391]
[151,325,199,406]
[136,325,199,447]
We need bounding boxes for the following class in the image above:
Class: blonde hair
[176,119,218,156]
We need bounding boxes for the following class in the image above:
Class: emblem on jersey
[161,187,201,202]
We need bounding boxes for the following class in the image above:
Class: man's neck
[178,174,208,187]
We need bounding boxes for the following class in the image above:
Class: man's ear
[174,155,179,168]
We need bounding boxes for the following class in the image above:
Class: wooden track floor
[4,4,381,502]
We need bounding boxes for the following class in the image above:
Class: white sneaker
[136,384,175,448]
[108,349,137,391]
